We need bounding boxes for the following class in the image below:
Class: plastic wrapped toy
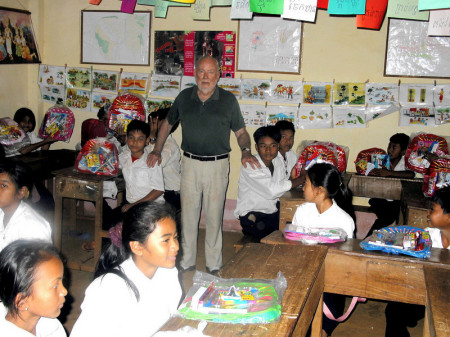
[0,118,25,145]
[296,141,339,177]
[108,92,146,133]
[405,133,448,174]
[177,271,287,324]
[360,226,431,258]
[75,137,119,176]
[283,224,347,244]
[38,103,75,142]
[354,148,387,175]
[423,158,450,197]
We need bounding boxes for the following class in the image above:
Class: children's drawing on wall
[365,104,399,123]
[348,82,366,105]
[270,80,302,103]
[333,106,366,128]
[434,84,450,106]
[365,83,399,105]
[240,104,266,127]
[399,106,436,126]
[154,31,185,76]
[266,105,297,125]
[38,65,65,86]
[399,84,434,105]
[92,70,119,92]
[40,86,64,104]
[0,7,40,64]
[435,107,450,125]
[180,76,196,91]
[150,75,181,97]
[218,78,241,97]
[91,92,116,111]
[119,72,148,94]
[66,67,91,89]
[302,82,332,104]
[241,79,270,101]
[66,88,91,110]
[297,106,332,129]
[145,99,173,114]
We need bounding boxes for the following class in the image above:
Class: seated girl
[0,239,68,336]
[70,202,182,337]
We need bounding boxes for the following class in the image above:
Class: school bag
[38,103,75,142]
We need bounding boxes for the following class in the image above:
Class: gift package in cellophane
[283,224,347,244]
[405,133,448,174]
[107,92,146,133]
[38,103,75,142]
[177,271,287,324]
[296,140,347,176]
[75,137,119,176]
[423,158,450,197]
[0,117,26,146]
[354,148,387,175]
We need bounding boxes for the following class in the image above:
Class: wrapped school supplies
[405,133,448,174]
[75,137,119,176]
[354,148,387,175]
[108,92,146,133]
[423,158,450,197]
[283,223,347,244]
[38,103,75,142]
[0,118,25,145]
[361,226,431,258]
[177,271,286,324]
[296,141,339,176]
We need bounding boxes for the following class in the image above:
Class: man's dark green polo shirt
[167,86,245,156]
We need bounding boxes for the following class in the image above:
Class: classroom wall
[1,0,449,200]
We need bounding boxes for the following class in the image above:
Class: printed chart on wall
[238,16,302,74]
[385,18,450,78]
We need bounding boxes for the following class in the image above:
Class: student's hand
[241,151,260,169]
[424,151,439,163]
[121,203,133,213]
[370,168,391,177]
[146,150,162,167]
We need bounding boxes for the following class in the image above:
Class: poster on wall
[237,16,302,74]
[0,7,40,64]
[154,30,236,78]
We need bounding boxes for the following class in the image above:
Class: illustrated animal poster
[435,107,450,125]
[119,72,149,94]
[66,88,91,110]
[91,92,117,111]
[434,84,450,106]
[399,84,434,105]
[333,106,366,128]
[40,86,64,104]
[145,98,173,114]
[180,76,196,91]
[266,105,297,125]
[241,79,270,101]
[365,104,399,123]
[297,106,332,129]
[399,106,436,126]
[38,65,65,86]
[150,74,181,97]
[302,82,332,104]
[92,70,119,92]
[240,104,266,127]
[66,67,91,89]
[365,83,399,105]
[218,78,241,97]
[270,80,302,103]
[333,82,366,105]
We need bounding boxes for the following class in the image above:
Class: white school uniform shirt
[0,201,52,251]
[393,155,406,172]
[27,131,42,145]
[279,150,298,178]
[0,304,66,337]
[119,148,165,203]
[292,200,355,238]
[70,257,182,337]
[234,154,292,217]
[425,227,450,249]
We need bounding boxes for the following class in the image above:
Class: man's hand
[146,150,162,167]
[241,151,260,169]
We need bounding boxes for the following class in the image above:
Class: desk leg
[423,299,432,337]
[94,194,103,268]
[54,194,63,251]
[311,294,323,337]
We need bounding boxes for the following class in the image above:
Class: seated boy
[234,126,303,241]
[275,120,298,178]
[384,186,450,337]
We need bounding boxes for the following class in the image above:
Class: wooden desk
[423,266,450,337]
[161,243,328,337]
[52,167,124,272]
[401,180,431,229]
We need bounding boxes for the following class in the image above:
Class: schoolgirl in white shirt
[70,202,182,337]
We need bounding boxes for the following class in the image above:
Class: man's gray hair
[195,55,220,72]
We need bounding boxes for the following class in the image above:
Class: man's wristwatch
[241,147,251,152]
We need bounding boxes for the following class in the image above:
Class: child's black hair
[94,202,176,300]
[432,186,450,215]
[389,133,410,151]
[149,108,179,133]
[126,120,150,138]
[253,126,281,144]
[0,240,62,317]
[13,108,36,132]
[0,143,5,161]
[307,163,356,223]
[0,160,33,192]
[275,120,295,135]
[97,106,107,120]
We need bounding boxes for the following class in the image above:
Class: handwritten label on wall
[249,0,284,15]
[327,0,366,15]
[386,0,429,21]
[282,0,317,22]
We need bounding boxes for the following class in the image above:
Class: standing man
[147,56,259,274]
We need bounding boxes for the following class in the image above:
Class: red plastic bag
[296,142,339,177]
[423,158,450,197]
[405,133,448,174]
[354,148,387,175]
[75,138,119,176]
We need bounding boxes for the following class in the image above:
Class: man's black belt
[184,152,229,161]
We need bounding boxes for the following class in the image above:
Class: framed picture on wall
[237,16,302,74]
[0,7,40,64]
[81,10,151,66]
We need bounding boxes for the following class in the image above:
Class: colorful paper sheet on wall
[428,10,450,36]
[155,0,169,18]
[270,80,302,103]
[333,106,366,128]
[282,0,317,22]
[333,83,366,105]
[138,0,190,5]
[327,0,366,15]
[317,0,328,9]
[192,0,212,20]
[399,106,435,126]
[298,106,332,129]
[266,105,297,125]
[180,76,196,91]
[89,0,102,5]
[356,0,388,29]
[418,0,450,11]
[386,0,429,21]
[40,86,65,104]
[249,0,284,15]
[39,65,65,87]
[91,92,117,111]
[92,70,119,92]
[66,88,91,111]
[435,107,450,125]
[365,104,398,123]
[240,104,267,127]
[145,98,173,114]
[119,72,149,94]
[230,0,253,19]
[302,82,333,105]
[212,0,233,5]
[241,79,271,101]
[434,84,450,106]
[66,67,91,89]
[218,78,241,97]
[365,83,399,105]
[399,84,434,105]
[121,0,138,13]
[150,74,181,97]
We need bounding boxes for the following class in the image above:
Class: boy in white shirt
[234,126,303,241]
[275,120,298,178]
